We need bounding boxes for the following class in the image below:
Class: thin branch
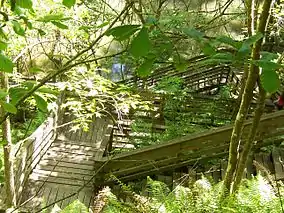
[0,3,133,126]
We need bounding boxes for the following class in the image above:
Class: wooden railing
[13,115,56,204]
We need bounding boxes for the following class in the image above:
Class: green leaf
[215,36,241,49]
[51,21,68,29]
[0,101,17,114]
[260,52,279,61]
[26,21,33,29]
[183,28,204,41]
[23,81,35,90]
[137,58,155,77]
[0,41,8,50]
[12,21,25,36]
[244,32,263,46]
[173,55,188,71]
[260,69,280,93]
[33,94,48,112]
[9,87,27,105]
[106,25,140,41]
[61,200,88,213]
[63,0,76,8]
[202,42,216,56]
[254,59,282,70]
[37,14,71,22]
[236,44,251,58]
[130,27,151,58]
[38,87,59,95]
[0,54,13,73]
[0,90,8,99]
[37,29,46,36]
[29,67,43,73]
[16,0,33,9]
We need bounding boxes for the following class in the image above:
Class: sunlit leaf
[0,101,17,114]
[0,54,13,73]
[106,25,140,41]
[37,14,71,22]
[33,94,48,112]
[51,21,68,29]
[260,69,280,93]
[63,0,76,8]
[16,0,33,9]
[130,27,151,58]
[61,200,88,212]
[12,20,25,36]
[29,67,43,73]
[137,58,155,77]
[38,87,59,95]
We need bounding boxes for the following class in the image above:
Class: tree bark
[223,0,273,194]
[232,85,266,192]
[1,72,16,208]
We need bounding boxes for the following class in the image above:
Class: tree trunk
[1,72,16,208]
[232,65,248,120]
[232,85,266,192]
[223,0,273,194]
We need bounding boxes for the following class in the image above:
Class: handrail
[12,116,57,205]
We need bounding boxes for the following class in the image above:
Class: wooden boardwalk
[7,115,112,212]
[96,110,284,183]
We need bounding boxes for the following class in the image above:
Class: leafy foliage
[102,175,284,213]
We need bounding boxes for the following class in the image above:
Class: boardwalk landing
[7,115,113,212]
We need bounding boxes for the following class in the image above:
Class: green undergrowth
[60,174,284,213]
[128,76,233,148]
[101,175,284,213]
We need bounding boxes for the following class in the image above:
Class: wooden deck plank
[29,174,92,187]
[46,187,59,212]
[48,145,96,156]
[39,159,94,170]
[42,153,96,164]
[33,168,93,180]
[36,164,93,176]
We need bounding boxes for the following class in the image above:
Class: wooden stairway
[96,110,284,184]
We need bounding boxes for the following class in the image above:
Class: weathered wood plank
[39,160,94,170]
[29,174,92,187]
[36,164,93,176]
[32,169,93,180]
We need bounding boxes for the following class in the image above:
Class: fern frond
[93,187,111,213]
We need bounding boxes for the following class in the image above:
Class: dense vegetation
[0,0,284,212]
